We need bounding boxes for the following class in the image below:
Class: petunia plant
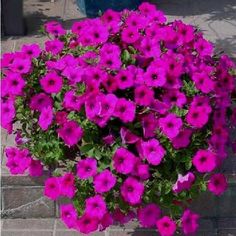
[1,2,236,235]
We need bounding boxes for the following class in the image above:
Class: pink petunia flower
[1,98,15,133]
[93,169,116,193]
[11,57,31,74]
[113,147,136,174]
[38,106,53,131]
[85,195,107,220]
[156,216,176,236]
[114,98,136,123]
[30,93,53,112]
[40,71,63,94]
[144,64,166,87]
[44,177,61,200]
[141,139,166,165]
[192,149,217,173]
[138,203,161,228]
[120,127,140,144]
[76,213,99,234]
[29,159,43,177]
[181,209,199,235]
[208,173,228,196]
[120,177,144,205]
[45,39,64,55]
[60,172,76,198]
[60,204,78,228]
[159,113,183,139]
[57,121,83,146]
[3,72,25,96]
[21,43,41,58]
[172,172,195,193]
[77,157,97,179]
[134,85,154,106]
[171,129,192,149]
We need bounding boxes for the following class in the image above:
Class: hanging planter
[1,2,236,236]
[76,0,143,17]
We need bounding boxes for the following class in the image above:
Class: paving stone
[55,231,104,236]
[2,218,55,230]
[191,192,217,217]
[1,231,53,236]
[218,230,236,236]
[218,218,236,229]
[1,187,55,218]
[107,231,157,236]
[1,174,48,186]
[63,0,85,21]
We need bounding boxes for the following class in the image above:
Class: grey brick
[1,187,55,218]
[1,231,53,236]
[1,174,48,186]
[218,218,236,229]
[218,229,236,236]
[55,231,104,236]
[2,219,55,230]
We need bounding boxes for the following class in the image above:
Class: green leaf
[80,144,94,155]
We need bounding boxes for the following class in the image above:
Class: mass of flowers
[1,2,236,235]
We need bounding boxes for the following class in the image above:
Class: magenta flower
[192,71,214,94]
[62,66,83,84]
[171,129,192,149]
[132,160,150,180]
[100,212,113,231]
[44,177,61,200]
[113,147,136,174]
[57,121,83,146]
[134,85,154,106]
[45,39,64,55]
[93,170,116,193]
[60,204,77,228]
[44,21,66,36]
[114,98,136,123]
[138,203,161,228]
[162,89,187,108]
[85,195,107,220]
[5,148,31,175]
[159,113,183,139]
[30,93,53,112]
[21,43,41,58]
[144,64,166,87]
[141,139,166,165]
[186,107,210,128]
[121,177,144,205]
[116,68,134,90]
[102,134,115,145]
[60,173,76,198]
[208,173,228,196]
[3,72,25,96]
[38,106,53,131]
[121,27,140,44]
[40,71,63,94]
[11,57,31,74]
[120,127,140,144]
[76,213,99,234]
[156,216,176,236]
[1,98,15,133]
[63,90,84,112]
[77,157,97,179]
[192,149,217,173]
[181,209,199,235]
[141,113,159,138]
[172,172,195,193]
[29,159,43,177]
[55,111,68,125]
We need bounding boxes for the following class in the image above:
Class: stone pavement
[1,218,236,236]
[1,0,236,235]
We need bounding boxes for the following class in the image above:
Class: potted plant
[76,0,143,17]
[1,2,236,235]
